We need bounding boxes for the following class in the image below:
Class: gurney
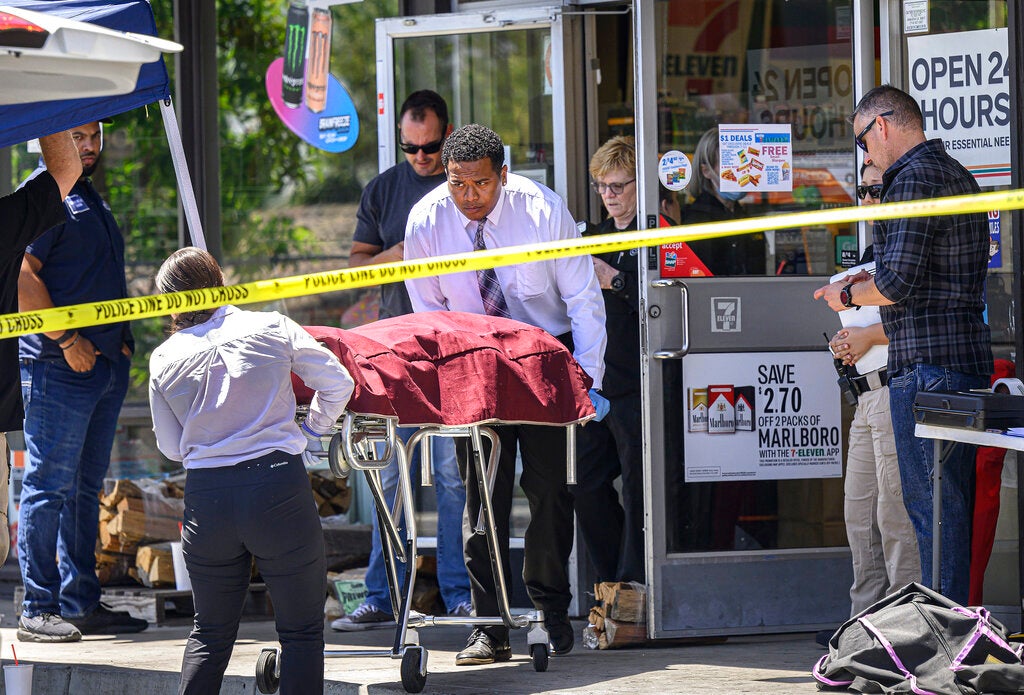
[254,311,595,694]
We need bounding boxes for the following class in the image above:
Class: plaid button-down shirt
[873,138,992,376]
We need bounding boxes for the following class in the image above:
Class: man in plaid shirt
[815,85,991,606]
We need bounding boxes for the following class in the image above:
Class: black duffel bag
[812,582,1024,694]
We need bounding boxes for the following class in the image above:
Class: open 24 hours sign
[683,351,842,482]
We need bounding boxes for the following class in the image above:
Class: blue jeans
[363,429,470,614]
[19,355,129,618]
[888,363,986,606]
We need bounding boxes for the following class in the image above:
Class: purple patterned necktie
[474,219,510,318]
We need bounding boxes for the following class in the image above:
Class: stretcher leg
[364,466,407,566]
[466,425,549,672]
[391,439,421,655]
[469,426,521,629]
[373,490,404,618]
[472,426,502,535]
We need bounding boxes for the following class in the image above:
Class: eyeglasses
[399,138,445,155]
[856,184,883,200]
[854,110,893,152]
[591,179,635,195]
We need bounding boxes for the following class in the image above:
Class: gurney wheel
[401,646,427,693]
[255,648,280,693]
[530,643,549,672]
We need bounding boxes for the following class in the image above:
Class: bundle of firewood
[96,479,184,586]
[586,581,648,649]
[94,472,348,587]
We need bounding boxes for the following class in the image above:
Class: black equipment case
[913,391,1024,431]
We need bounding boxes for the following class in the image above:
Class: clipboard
[829,262,887,374]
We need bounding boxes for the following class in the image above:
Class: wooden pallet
[14,583,274,627]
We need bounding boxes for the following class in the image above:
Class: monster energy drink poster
[265,0,361,152]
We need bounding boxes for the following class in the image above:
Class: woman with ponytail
[149,247,354,694]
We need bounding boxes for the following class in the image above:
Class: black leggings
[178,453,325,695]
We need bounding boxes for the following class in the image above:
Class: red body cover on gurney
[292,311,595,427]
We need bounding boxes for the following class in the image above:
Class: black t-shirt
[352,161,447,319]
[0,172,65,431]
[586,216,640,399]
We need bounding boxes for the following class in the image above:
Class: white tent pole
[159,97,207,251]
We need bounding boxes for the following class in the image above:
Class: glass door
[376,8,570,197]
[635,0,866,637]
[375,5,575,609]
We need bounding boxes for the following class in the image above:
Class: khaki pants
[844,385,920,615]
[0,432,9,565]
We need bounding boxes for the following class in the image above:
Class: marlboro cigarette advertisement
[718,124,793,193]
[265,2,360,153]
[683,351,842,482]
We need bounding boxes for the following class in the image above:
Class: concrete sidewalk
[0,614,827,694]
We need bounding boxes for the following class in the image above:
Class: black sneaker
[17,612,82,642]
[455,628,512,666]
[67,605,148,635]
[545,610,574,656]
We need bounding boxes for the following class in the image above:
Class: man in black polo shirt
[0,130,81,567]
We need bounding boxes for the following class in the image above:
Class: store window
[654,0,858,278]
[641,0,859,554]
[393,29,556,191]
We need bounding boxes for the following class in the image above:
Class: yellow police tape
[2,188,1022,339]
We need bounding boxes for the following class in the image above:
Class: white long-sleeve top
[404,173,607,389]
[149,305,353,469]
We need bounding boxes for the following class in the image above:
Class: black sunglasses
[399,138,445,155]
[856,184,883,200]
[854,110,893,152]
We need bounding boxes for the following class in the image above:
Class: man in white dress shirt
[405,123,608,666]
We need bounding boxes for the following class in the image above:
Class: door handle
[651,278,689,359]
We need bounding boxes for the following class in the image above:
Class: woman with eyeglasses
[821,160,919,644]
[683,127,766,276]
[572,135,646,584]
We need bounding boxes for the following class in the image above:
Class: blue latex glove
[588,388,610,422]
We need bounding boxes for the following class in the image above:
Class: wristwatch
[839,282,859,309]
[610,272,626,292]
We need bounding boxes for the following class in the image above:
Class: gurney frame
[256,409,577,694]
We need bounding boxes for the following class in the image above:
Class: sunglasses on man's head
[856,184,883,200]
[399,138,445,155]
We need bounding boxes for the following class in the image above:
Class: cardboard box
[333,579,368,616]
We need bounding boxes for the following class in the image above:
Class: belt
[851,367,888,393]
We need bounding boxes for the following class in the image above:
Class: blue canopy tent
[0,0,205,248]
